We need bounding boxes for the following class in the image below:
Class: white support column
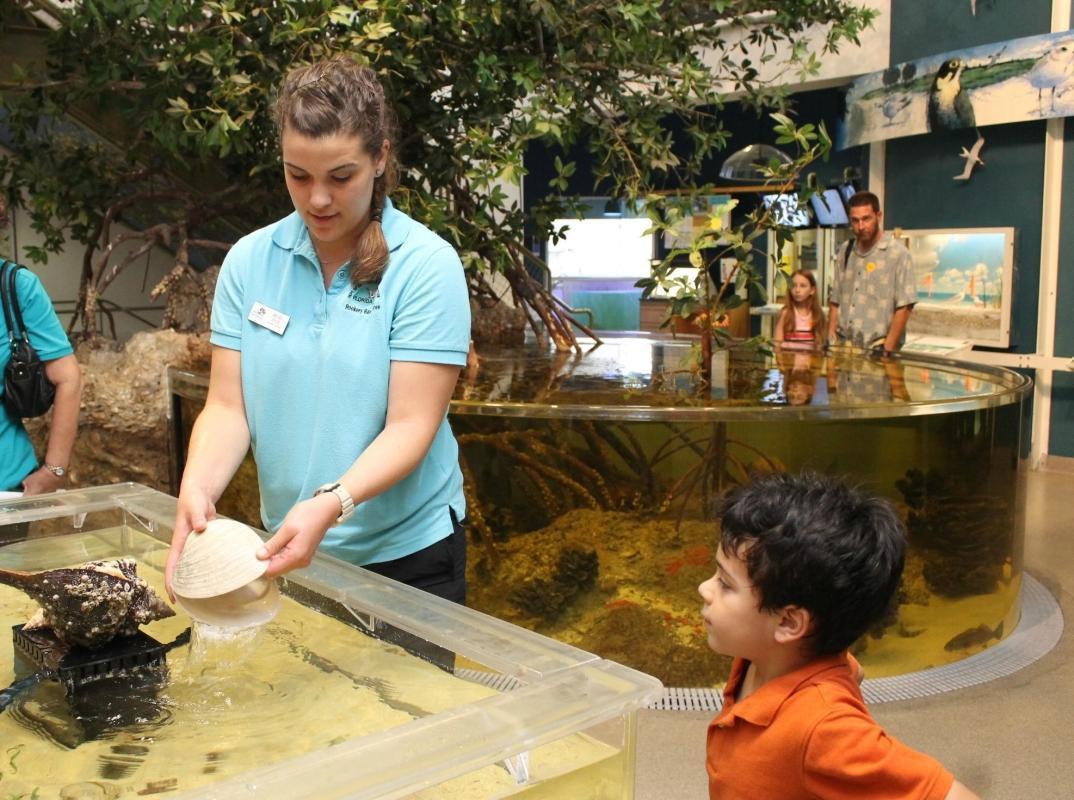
[1034,119,1062,467]
[1031,0,1072,467]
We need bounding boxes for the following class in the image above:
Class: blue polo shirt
[209,200,470,565]
[0,264,73,491]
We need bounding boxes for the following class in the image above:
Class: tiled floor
[634,466,1074,799]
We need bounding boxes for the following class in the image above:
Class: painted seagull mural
[928,59,977,132]
[1026,43,1074,115]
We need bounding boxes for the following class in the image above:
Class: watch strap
[43,463,66,477]
[315,482,354,524]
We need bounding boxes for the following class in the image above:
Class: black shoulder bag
[842,238,855,271]
[1,260,56,418]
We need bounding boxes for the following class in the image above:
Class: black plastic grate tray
[12,624,170,692]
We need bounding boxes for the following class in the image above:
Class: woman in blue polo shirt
[164,57,471,604]
[0,195,83,500]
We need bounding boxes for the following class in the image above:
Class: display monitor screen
[761,193,812,228]
[809,189,849,227]
[837,183,857,204]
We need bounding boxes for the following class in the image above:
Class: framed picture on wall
[900,227,1015,348]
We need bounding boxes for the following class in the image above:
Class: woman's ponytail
[351,172,390,285]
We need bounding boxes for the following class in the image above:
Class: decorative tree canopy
[0,0,874,348]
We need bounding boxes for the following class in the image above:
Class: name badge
[248,302,290,335]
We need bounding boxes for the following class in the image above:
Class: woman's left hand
[21,466,65,496]
[257,493,340,577]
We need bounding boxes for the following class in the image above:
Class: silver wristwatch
[43,464,67,478]
[315,482,355,525]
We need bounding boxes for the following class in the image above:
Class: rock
[27,330,210,491]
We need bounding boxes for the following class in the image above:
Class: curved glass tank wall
[166,337,1031,688]
[0,486,660,798]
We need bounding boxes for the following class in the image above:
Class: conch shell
[0,558,174,649]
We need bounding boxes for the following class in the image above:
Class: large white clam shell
[172,518,268,600]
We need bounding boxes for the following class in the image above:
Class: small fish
[944,621,1004,652]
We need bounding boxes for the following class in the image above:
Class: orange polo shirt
[707,654,954,799]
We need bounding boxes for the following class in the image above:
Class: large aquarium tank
[0,485,661,799]
[166,337,1031,688]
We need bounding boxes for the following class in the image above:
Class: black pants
[363,507,467,603]
[362,508,467,670]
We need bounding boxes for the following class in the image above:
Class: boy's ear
[773,605,813,645]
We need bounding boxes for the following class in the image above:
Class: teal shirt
[0,264,73,490]
[209,200,471,565]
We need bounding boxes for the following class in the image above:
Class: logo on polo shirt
[345,285,381,315]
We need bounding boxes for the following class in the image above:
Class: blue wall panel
[884,121,1046,353]
[890,1,1051,64]
[1054,120,1073,476]
[888,0,1074,456]
[1055,121,1074,360]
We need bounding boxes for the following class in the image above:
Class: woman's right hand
[164,486,217,602]
[164,347,249,602]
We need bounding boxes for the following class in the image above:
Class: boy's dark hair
[719,472,905,657]
[846,191,880,213]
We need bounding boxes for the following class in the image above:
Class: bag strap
[1,260,31,347]
[0,260,17,342]
[842,240,854,272]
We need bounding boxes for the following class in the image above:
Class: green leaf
[722,295,745,311]
[363,22,395,40]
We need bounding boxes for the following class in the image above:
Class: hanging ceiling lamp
[718,144,794,183]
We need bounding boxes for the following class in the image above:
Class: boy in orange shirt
[700,472,980,800]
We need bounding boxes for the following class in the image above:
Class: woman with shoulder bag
[0,194,83,497]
